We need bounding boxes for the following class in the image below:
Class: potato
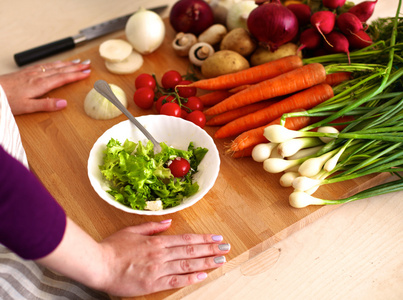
[220,28,257,57]
[250,43,302,66]
[201,50,250,78]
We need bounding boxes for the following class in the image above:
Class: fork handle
[94,80,160,147]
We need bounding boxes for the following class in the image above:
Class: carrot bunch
[193,55,352,158]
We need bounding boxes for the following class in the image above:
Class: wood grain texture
[13,17,393,300]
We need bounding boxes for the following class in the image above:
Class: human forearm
[35,217,106,290]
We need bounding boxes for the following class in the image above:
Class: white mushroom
[198,24,228,46]
[172,32,197,56]
[188,42,215,67]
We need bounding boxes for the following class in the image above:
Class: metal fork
[94,80,162,153]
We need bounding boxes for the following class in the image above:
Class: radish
[322,0,346,10]
[324,31,351,64]
[337,12,364,35]
[346,30,373,49]
[311,11,336,46]
[287,3,311,27]
[348,0,378,22]
[298,28,321,51]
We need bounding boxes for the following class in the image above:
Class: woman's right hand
[98,219,230,297]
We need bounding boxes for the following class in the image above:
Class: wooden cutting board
[15,19,383,300]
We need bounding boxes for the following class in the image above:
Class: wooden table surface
[1,1,402,299]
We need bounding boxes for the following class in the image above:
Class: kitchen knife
[14,5,168,66]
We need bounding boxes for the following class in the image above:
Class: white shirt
[0,84,28,167]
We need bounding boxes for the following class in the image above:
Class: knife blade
[14,5,168,66]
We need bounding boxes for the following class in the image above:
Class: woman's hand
[37,218,230,297]
[0,60,91,115]
[98,220,230,297]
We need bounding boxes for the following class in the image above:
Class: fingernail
[56,99,67,108]
[197,272,207,281]
[81,59,91,65]
[214,256,226,264]
[71,58,81,63]
[218,243,231,251]
[159,219,172,224]
[82,69,91,74]
[212,235,223,242]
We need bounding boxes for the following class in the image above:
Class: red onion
[169,0,215,36]
[247,0,299,51]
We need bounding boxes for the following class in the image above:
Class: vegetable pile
[99,138,208,210]
[167,0,382,77]
[186,0,403,207]
[259,2,403,207]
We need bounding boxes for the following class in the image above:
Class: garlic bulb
[84,84,127,120]
[125,7,165,55]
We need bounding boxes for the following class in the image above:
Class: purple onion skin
[169,0,214,36]
[247,1,299,52]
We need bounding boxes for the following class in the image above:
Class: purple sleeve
[0,146,66,260]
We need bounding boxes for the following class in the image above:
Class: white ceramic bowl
[87,115,220,215]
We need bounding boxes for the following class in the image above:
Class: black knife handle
[14,37,75,66]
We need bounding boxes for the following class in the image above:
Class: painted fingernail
[218,243,231,251]
[212,235,223,242]
[81,59,91,65]
[197,272,207,281]
[56,99,67,108]
[71,59,81,63]
[214,256,226,264]
[159,219,172,224]
[82,69,91,74]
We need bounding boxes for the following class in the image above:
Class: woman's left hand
[0,60,91,115]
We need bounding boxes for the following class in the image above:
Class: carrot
[325,72,352,86]
[228,84,251,93]
[228,115,312,153]
[204,63,327,116]
[214,83,334,139]
[198,90,233,106]
[188,55,303,91]
[206,99,280,126]
[231,146,254,158]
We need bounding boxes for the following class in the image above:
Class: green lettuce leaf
[99,139,208,210]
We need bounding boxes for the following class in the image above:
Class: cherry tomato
[176,80,197,98]
[185,96,204,111]
[168,157,191,177]
[135,73,156,90]
[155,95,175,113]
[186,110,206,128]
[133,87,154,109]
[181,108,189,119]
[161,70,182,89]
[160,102,181,117]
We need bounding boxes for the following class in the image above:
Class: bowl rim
[87,115,220,215]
